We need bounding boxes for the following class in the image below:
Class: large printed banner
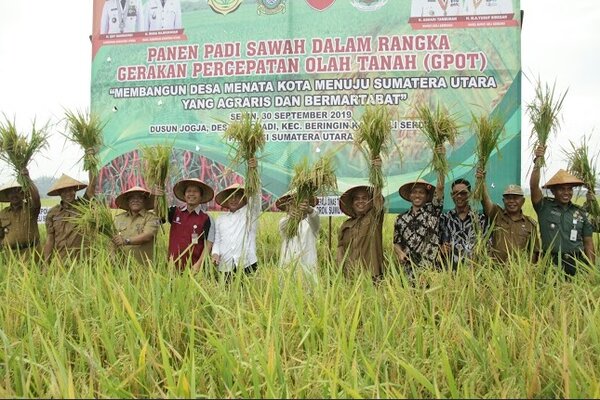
[91,0,521,213]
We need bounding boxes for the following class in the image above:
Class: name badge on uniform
[570,229,578,241]
[191,224,199,244]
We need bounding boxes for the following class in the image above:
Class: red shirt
[168,206,211,270]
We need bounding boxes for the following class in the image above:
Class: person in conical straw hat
[111,185,160,265]
[337,157,385,281]
[43,170,96,262]
[211,157,262,280]
[530,145,595,276]
[393,147,446,276]
[160,176,215,272]
[0,168,41,257]
[276,190,320,283]
[475,167,540,264]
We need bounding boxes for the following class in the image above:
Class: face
[226,191,246,212]
[409,185,429,208]
[502,194,524,214]
[184,184,203,208]
[7,188,24,207]
[127,193,146,212]
[59,187,77,204]
[451,183,470,208]
[352,189,372,216]
[550,185,574,205]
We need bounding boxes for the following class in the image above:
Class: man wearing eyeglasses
[439,178,487,268]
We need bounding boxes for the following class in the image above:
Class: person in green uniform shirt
[111,186,160,265]
[530,145,595,275]
[44,172,96,262]
[476,168,540,263]
[0,168,41,257]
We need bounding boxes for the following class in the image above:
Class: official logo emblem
[207,0,243,15]
[306,0,336,11]
[258,0,286,15]
[350,0,388,11]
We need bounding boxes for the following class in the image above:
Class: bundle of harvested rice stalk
[64,109,105,176]
[415,102,460,176]
[141,143,173,221]
[69,198,117,240]
[0,116,48,194]
[526,79,567,168]
[223,111,265,199]
[284,154,337,239]
[472,113,505,201]
[353,104,393,213]
[565,137,600,219]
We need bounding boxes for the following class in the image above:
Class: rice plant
[472,113,505,201]
[141,143,173,221]
[64,109,105,176]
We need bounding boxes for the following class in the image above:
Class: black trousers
[550,252,585,276]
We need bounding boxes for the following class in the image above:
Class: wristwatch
[125,238,131,245]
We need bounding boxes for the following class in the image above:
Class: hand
[435,145,446,156]
[440,242,451,255]
[298,200,311,214]
[533,145,546,160]
[85,147,96,157]
[289,207,302,220]
[475,167,486,180]
[394,245,408,263]
[20,167,29,177]
[586,189,596,202]
[112,235,125,247]
[247,157,257,169]
[371,156,382,168]
[211,254,220,265]
[152,185,165,196]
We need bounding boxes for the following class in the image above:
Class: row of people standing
[0,148,596,278]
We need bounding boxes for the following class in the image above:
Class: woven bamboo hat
[115,186,154,211]
[215,183,245,207]
[275,190,318,211]
[398,179,434,202]
[0,180,22,202]
[47,174,88,196]
[339,185,383,217]
[172,178,214,203]
[542,169,584,189]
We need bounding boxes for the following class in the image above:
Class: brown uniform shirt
[0,203,40,250]
[45,198,91,259]
[114,209,160,264]
[488,204,540,262]
[337,207,384,278]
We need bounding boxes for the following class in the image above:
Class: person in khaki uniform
[111,186,160,265]
[476,168,540,263]
[0,168,41,256]
[43,173,96,262]
[337,183,385,281]
[530,145,595,276]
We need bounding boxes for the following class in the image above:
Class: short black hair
[451,178,471,192]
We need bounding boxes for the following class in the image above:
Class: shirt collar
[181,204,203,214]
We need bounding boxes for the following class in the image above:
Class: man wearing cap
[43,172,96,261]
[277,193,320,282]
[111,186,160,265]
[476,168,539,263]
[393,162,445,273]
[337,158,385,280]
[165,177,215,271]
[439,178,487,268]
[530,145,595,275]
[0,168,41,255]
[212,158,262,279]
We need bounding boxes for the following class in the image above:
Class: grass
[2,206,600,397]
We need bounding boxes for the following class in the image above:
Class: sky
[0,0,599,187]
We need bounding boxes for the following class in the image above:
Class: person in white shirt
[101,0,144,34]
[276,192,320,283]
[144,0,183,31]
[211,158,261,280]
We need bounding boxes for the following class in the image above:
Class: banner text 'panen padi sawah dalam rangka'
[91,0,521,213]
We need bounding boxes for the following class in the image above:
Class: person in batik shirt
[439,178,487,268]
[393,147,445,276]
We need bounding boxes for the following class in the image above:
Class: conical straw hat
[172,178,214,203]
[542,169,584,189]
[215,183,245,207]
[47,174,88,196]
[115,186,154,211]
[339,185,383,217]
[0,180,22,202]
[398,179,434,202]
[275,190,318,211]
